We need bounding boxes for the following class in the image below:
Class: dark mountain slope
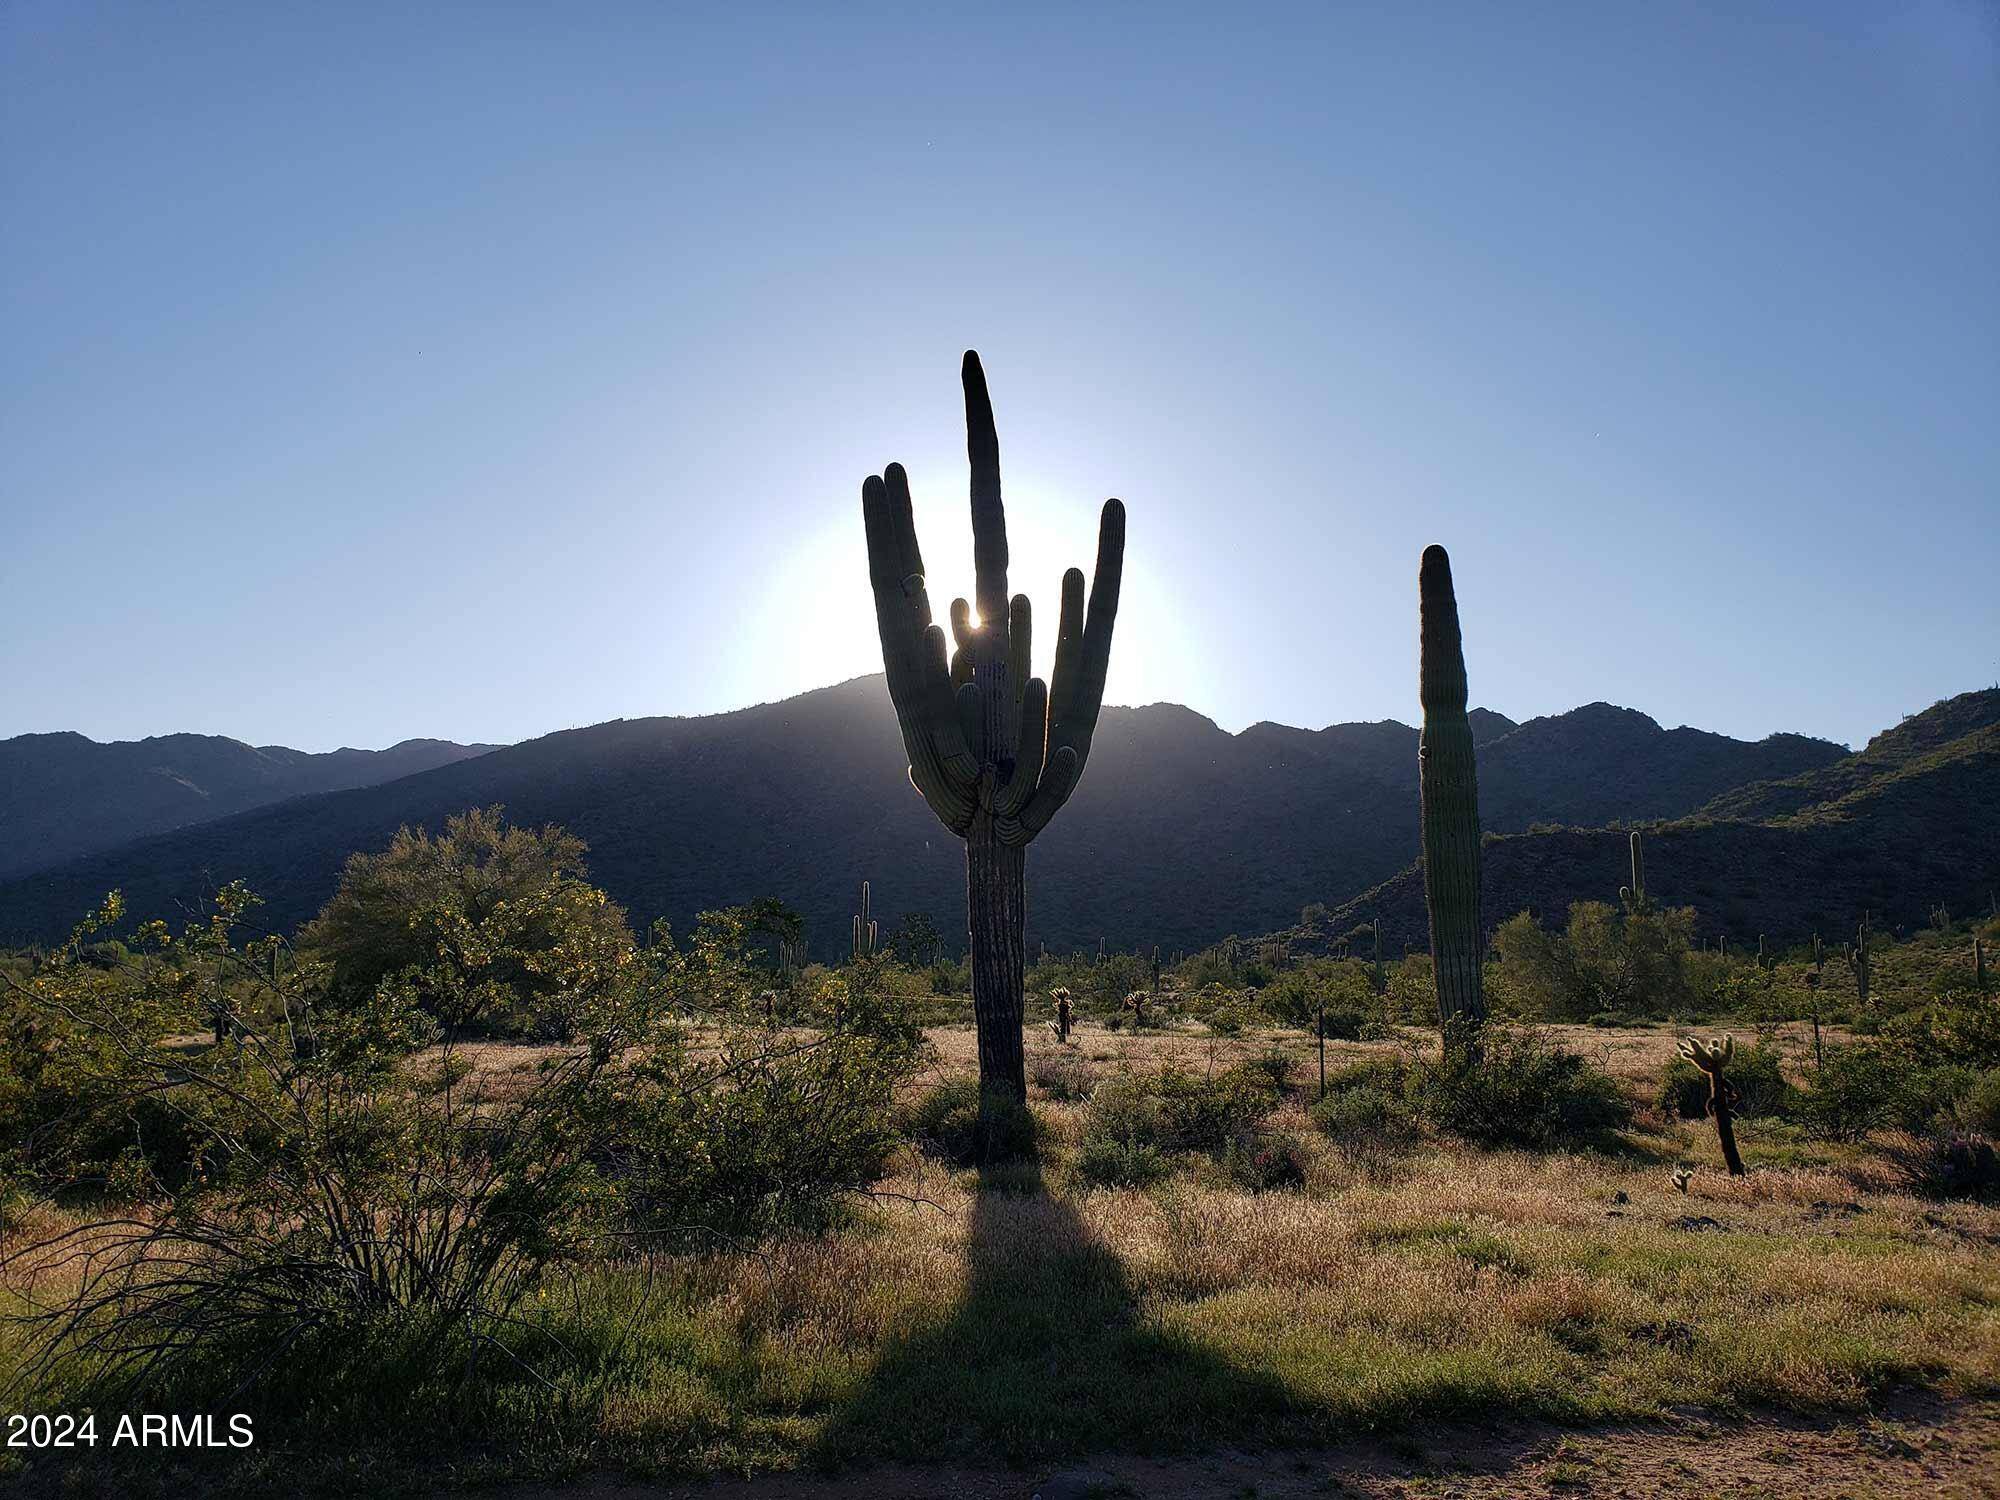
[0,732,499,878]
[1697,689,2000,823]
[0,678,1845,956]
[1320,705,2000,952]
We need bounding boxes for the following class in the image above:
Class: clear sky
[4,3,1995,754]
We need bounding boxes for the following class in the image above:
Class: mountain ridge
[0,676,1851,953]
[0,731,500,879]
[1308,691,2000,953]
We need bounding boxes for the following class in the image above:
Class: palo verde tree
[1419,544,1486,1057]
[862,351,1125,1118]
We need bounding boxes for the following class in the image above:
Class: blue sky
[3,2,1994,754]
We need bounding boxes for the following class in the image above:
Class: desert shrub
[1203,1000,1251,1035]
[1029,1051,1095,1102]
[1492,903,1702,1020]
[1881,1131,1999,1201]
[1075,1072,1173,1187]
[1074,1062,1280,1185]
[902,1079,1037,1165]
[2,884,635,1404]
[2,878,922,1412]
[1310,1059,1416,1153]
[613,1023,915,1239]
[1655,1037,1795,1120]
[1151,1063,1281,1151]
[1955,1069,2000,1136]
[1074,1132,1172,1188]
[1382,956,1436,1024]
[1318,1007,1368,1040]
[1259,959,1374,1030]
[1218,1130,1310,1192]
[1243,1044,1292,1093]
[300,807,635,1038]
[1175,939,1245,991]
[1797,1044,1970,1140]
[1408,1030,1631,1148]
[1882,995,2000,1070]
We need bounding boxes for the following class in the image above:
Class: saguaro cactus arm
[861,353,1123,847]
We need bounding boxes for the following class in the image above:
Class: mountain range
[0,732,498,880]
[1316,689,2000,955]
[0,677,1906,956]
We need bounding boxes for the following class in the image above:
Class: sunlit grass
[5,1025,1997,1495]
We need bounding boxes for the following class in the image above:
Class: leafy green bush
[1492,903,1703,1021]
[1797,1045,1970,1140]
[1074,1133,1172,1188]
[1407,1030,1631,1148]
[1655,1038,1795,1120]
[1309,1060,1416,1150]
[1882,995,2000,1070]
[902,1079,1038,1165]
[1242,1044,1293,1093]
[1956,1069,2000,1136]
[1150,1063,1281,1151]
[2,869,925,1412]
[614,1024,914,1238]
[1218,1130,1310,1192]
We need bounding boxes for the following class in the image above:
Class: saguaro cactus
[1418,545,1486,1056]
[853,880,877,960]
[1620,831,1649,912]
[1678,1035,1745,1176]
[862,352,1125,1114]
[1846,913,1873,1012]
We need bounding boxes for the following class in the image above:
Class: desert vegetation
[1,367,1994,1496]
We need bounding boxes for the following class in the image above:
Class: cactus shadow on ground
[806,1155,1294,1467]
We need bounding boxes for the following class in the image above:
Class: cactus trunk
[967,820,1027,1103]
[1709,1077,1745,1176]
[1418,545,1486,1057]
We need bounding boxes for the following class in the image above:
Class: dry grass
[5,1021,1996,1494]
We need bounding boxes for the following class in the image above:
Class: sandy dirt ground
[484,1392,2000,1499]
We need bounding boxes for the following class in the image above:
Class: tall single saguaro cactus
[1846,913,1873,1012]
[862,352,1125,1112]
[853,880,877,960]
[1620,830,1649,912]
[1418,544,1486,1056]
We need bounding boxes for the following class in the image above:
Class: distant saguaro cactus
[1678,1035,1745,1176]
[1620,831,1649,913]
[1418,544,1486,1057]
[862,352,1125,1119]
[1846,914,1873,1012]
[853,880,877,960]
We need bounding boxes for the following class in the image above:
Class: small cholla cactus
[1671,1166,1694,1194]
[1121,991,1148,1028]
[1052,987,1074,1044]
[760,989,777,1027]
[1678,1035,1745,1177]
